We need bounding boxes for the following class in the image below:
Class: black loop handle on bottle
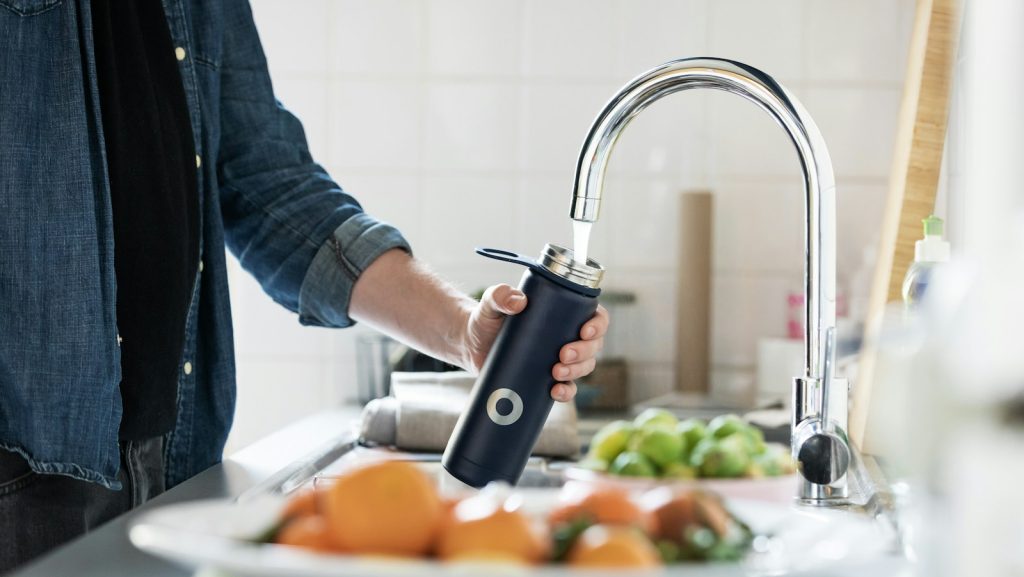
[475,248,537,269]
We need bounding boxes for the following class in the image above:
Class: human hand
[461,284,610,402]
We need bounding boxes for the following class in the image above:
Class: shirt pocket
[0,0,62,16]
[187,0,223,69]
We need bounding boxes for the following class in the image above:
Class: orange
[641,488,698,543]
[567,525,662,568]
[275,515,338,553]
[445,551,531,566]
[440,496,462,520]
[436,494,549,564]
[322,460,442,556]
[281,489,319,520]
[549,487,657,535]
[643,488,731,539]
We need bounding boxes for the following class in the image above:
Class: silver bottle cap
[539,244,604,289]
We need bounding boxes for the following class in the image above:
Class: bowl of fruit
[129,459,769,575]
[129,457,892,575]
[567,409,799,502]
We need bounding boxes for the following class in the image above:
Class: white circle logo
[486,388,524,426]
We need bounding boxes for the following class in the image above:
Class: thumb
[479,284,527,320]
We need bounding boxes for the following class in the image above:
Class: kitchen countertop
[9,405,913,577]
[9,406,364,577]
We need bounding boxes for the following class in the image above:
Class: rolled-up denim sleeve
[298,214,410,327]
[217,0,409,328]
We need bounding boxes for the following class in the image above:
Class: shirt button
[199,260,204,273]
[195,154,202,168]
[183,361,193,376]
[175,47,187,61]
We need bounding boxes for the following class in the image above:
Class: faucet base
[792,376,851,505]
[798,478,850,505]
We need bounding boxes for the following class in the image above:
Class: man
[0,0,608,571]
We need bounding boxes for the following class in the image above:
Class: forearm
[349,249,476,369]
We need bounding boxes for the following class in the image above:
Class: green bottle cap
[923,215,944,237]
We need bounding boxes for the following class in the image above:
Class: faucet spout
[571,57,847,503]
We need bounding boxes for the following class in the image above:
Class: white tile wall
[426,0,523,77]
[708,0,804,83]
[230,358,332,453]
[712,182,804,275]
[329,81,420,170]
[250,0,330,75]
[803,0,913,85]
[710,273,793,366]
[522,0,617,80]
[836,183,888,275]
[423,83,520,171]
[614,0,707,77]
[602,269,679,365]
[418,175,517,265]
[329,0,422,76]
[610,94,708,179]
[520,83,619,176]
[803,87,903,179]
[707,90,805,180]
[228,0,914,451]
[603,177,684,269]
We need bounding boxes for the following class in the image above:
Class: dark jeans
[0,438,165,574]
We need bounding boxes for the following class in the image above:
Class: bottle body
[902,261,938,307]
[442,269,599,487]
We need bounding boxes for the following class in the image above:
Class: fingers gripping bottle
[442,244,603,487]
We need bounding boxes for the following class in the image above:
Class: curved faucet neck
[570,57,837,379]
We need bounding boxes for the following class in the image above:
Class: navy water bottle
[442,244,603,487]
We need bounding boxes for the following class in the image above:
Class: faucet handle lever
[820,326,836,429]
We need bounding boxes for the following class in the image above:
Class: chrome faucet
[570,57,850,504]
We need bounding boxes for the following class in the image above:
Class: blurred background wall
[226,0,915,451]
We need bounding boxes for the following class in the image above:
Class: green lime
[633,408,679,431]
[587,420,634,462]
[609,451,658,477]
[754,444,795,476]
[688,438,711,468]
[737,426,766,455]
[689,436,751,478]
[707,414,747,440]
[675,419,707,461]
[630,426,684,468]
[661,462,698,480]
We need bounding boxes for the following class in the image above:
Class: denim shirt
[0,0,409,489]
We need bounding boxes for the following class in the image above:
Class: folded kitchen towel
[359,372,580,458]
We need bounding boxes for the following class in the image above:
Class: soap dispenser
[902,215,951,307]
